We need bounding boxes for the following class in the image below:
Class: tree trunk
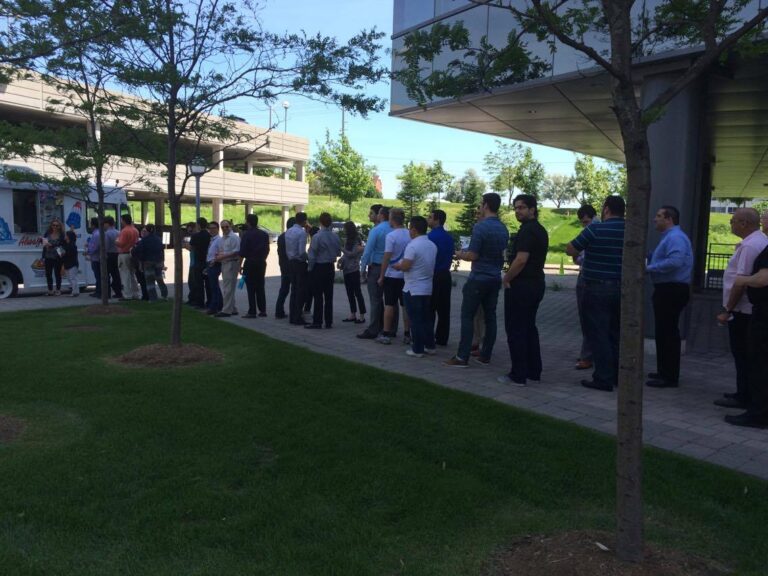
[613,87,651,564]
[170,195,184,346]
[96,177,109,307]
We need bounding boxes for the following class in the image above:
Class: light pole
[282,101,290,133]
[189,156,206,221]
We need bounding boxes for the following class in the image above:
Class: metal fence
[704,243,736,290]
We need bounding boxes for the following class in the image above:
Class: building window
[12,189,38,233]
[393,0,435,35]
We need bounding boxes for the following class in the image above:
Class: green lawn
[0,305,766,575]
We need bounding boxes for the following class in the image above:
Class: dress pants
[44,257,62,291]
[582,279,621,388]
[289,260,308,324]
[456,278,501,361]
[91,260,102,296]
[363,264,384,336]
[107,253,122,298]
[311,262,335,327]
[244,258,267,315]
[343,271,366,315]
[504,278,545,383]
[576,274,592,361]
[118,253,139,299]
[189,262,207,307]
[728,311,751,402]
[275,272,290,316]
[652,282,690,383]
[746,305,768,417]
[430,270,452,346]
[220,259,239,314]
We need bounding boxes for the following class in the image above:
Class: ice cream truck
[0,182,128,298]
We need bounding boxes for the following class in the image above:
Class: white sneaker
[405,349,423,358]
[497,375,526,387]
[376,334,391,345]
[424,348,436,356]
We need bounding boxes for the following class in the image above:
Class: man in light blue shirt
[646,205,694,388]
[358,205,392,339]
[285,212,309,325]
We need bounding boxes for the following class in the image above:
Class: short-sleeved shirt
[403,235,438,296]
[384,228,411,279]
[467,216,509,282]
[748,245,768,307]
[509,219,548,281]
[570,218,625,281]
[724,229,768,314]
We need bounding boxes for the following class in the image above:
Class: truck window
[38,191,64,232]
[12,189,38,233]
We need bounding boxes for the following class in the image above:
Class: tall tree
[396,161,431,218]
[112,0,385,346]
[312,132,373,219]
[484,139,524,207]
[446,168,486,203]
[394,0,768,563]
[541,174,576,209]
[573,154,612,206]
[513,147,546,197]
[426,160,454,207]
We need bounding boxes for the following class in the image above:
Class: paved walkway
[3,265,767,480]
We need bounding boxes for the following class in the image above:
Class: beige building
[0,75,310,227]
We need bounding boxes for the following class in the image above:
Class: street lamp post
[189,156,207,221]
[282,101,290,133]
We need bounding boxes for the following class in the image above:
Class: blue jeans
[457,278,501,361]
[206,263,223,312]
[404,292,434,354]
[582,279,621,388]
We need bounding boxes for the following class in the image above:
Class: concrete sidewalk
[2,262,766,480]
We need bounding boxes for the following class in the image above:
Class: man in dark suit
[239,213,270,318]
[274,217,295,319]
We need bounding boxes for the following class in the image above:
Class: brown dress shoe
[575,359,593,370]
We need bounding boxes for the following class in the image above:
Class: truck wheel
[0,268,19,299]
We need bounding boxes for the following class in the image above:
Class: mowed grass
[2,305,765,575]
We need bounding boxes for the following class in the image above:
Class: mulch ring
[0,415,27,444]
[113,344,223,368]
[486,531,730,576]
[83,304,134,317]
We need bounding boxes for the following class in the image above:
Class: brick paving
[3,261,767,481]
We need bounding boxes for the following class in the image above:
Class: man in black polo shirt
[566,195,626,391]
[239,213,271,318]
[729,246,768,428]
[498,194,549,386]
[188,217,211,309]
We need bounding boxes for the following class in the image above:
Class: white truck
[0,182,128,298]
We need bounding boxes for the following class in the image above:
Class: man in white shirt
[714,208,768,408]
[214,219,241,317]
[393,216,437,357]
[377,208,411,345]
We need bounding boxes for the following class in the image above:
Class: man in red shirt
[116,214,140,300]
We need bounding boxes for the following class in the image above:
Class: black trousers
[189,262,207,307]
[106,253,122,298]
[311,263,335,327]
[652,282,690,383]
[44,257,62,291]
[728,311,751,402]
[343,271,366,315]
[431,270,452,346]
[288,260,308,324]
[243,258,267,315]
[747,305,768,417]
[275,272,290,316]
[504,278,545,383]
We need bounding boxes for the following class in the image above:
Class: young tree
[541,174,576,209]
[312,132,373,219]
[446,168,487,203]
[573,154,612,206]
[395,0,768,562]
[484,139,524,207]
[396,161,431,218]
[112,0,385,346]
[426,160,454,206]
[456,177,482,236]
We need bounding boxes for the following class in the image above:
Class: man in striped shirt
[566,195,626,391]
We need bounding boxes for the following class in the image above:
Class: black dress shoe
[723,392,739,400]
[242,313,258,319]
[357,332,377,339]
[214,312,232,318]
[275,312,287,319]
[724,412,768,428]
[714,397,746,409]
[647,372,662,380]
[646,379,678,388]
[304,324,322,329]
[258,312,267,317]
[581,379,613,391]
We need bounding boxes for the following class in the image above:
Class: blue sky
[221,0,580,200]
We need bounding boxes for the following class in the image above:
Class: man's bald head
[731,208,761,239]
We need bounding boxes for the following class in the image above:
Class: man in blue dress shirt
[646,205,693,388]
[358,205,392,339]
[427,209,455,346]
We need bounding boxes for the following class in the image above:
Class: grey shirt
[285,224,308,261]
[340,238,364,275]
[104,227,119,254]
[308,228,341,270]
